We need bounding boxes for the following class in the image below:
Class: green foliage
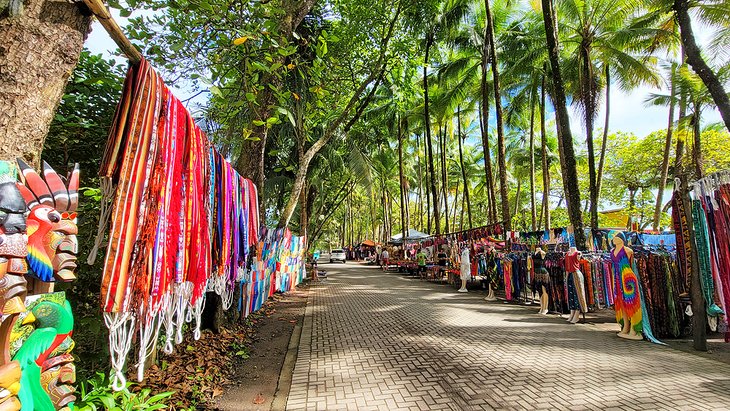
[74,373,174,411]
[44,50,125,174]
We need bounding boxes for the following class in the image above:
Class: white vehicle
[330,249,347,263]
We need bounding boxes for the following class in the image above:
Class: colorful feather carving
[25,207,56,282]
[67,164,79,212]
[41,161,69,212]
[16,183,39,210]
[17,160,53,207]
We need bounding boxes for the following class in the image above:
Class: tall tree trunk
[541,75,551,230]
[627,188,636,230]
[674,0,730,133]
[381,177,387,243]
[441,124,450,233]
[692,103,703,179]
[580,43,599,229]
[653,63,676,230]
[675,51,688,172]
[513,179,522,217]
[529,85,537,231]
[300,183,308,238]
[452,184,459,233]
[417,133,424,231]
[478,99,497,224]
[425,146,431,233]
[0,1,92,166]
[460,187,465,232]
[350,192,354,244]
[423,35,441,234]
[457,107,473,229]
[485,0,511,229]
[398,116,407,243]
[370,187,376,240]
[596,64,610,202]
[541,0,585,248]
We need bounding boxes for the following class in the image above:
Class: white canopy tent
[390,229,430,243]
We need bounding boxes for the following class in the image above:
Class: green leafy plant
[74,373,174,411]
[231,342,250,359]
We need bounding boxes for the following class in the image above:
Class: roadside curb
[271,285,312,410]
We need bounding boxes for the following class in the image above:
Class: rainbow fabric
[611,246,642,333]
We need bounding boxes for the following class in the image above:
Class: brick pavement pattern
[286,264,730,410]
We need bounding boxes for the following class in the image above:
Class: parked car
[330,249,347,263]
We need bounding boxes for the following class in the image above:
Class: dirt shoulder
[213,286,309,411]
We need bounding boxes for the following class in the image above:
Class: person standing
[311,250,320,281]
[381,248,390,271]
[416,248,427,279]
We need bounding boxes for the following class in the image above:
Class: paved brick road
[287,264,730,410]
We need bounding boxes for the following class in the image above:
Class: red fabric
[565,252,580,273]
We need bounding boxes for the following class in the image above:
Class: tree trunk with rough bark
[457,107,472,229]
[579,43,599,230]
[440,123,450,233]
[398,116,407,243]
[416,133,424,231]
[529,86,537,231]
[485,0,511,230]
[692,102,703,179]
[653,64,676,230]
[596,65,610,198]
[478,99,497,224]
[423,35,441,235]
[0,1,92,166]
[675,54,688,173]
[542,0,585,248]
[541,75,551,230]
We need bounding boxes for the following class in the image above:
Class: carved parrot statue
[12,301,74,411]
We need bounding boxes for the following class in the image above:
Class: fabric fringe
[87,177,115,265]
[192,286,207,340]
[104,312,136,391]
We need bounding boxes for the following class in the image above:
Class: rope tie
[87,177,115,265]
[104,312,135,391]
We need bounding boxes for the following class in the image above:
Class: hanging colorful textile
[97,59,251,388]
[690,199,724,317]
[98,58,314,389]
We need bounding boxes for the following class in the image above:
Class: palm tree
[484,0,512,230]
[649,62,678,230]
[558,0,662,228]
[672,0,730,132]
[435,19,499,224]
[500,10,553,231]
[541,0,586,248]
[456,106,473,228]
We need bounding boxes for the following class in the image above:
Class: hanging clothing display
[611,246,642,334]
[97,59,303,389]
[532,252,549,296]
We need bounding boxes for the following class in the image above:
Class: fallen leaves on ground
[132,303,271,409]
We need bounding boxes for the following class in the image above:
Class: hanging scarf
[691,199,725,317]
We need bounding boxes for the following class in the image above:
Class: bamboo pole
[82,0,143,64]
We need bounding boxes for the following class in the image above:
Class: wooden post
[679,174,707,351]
[81,0,143,64]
